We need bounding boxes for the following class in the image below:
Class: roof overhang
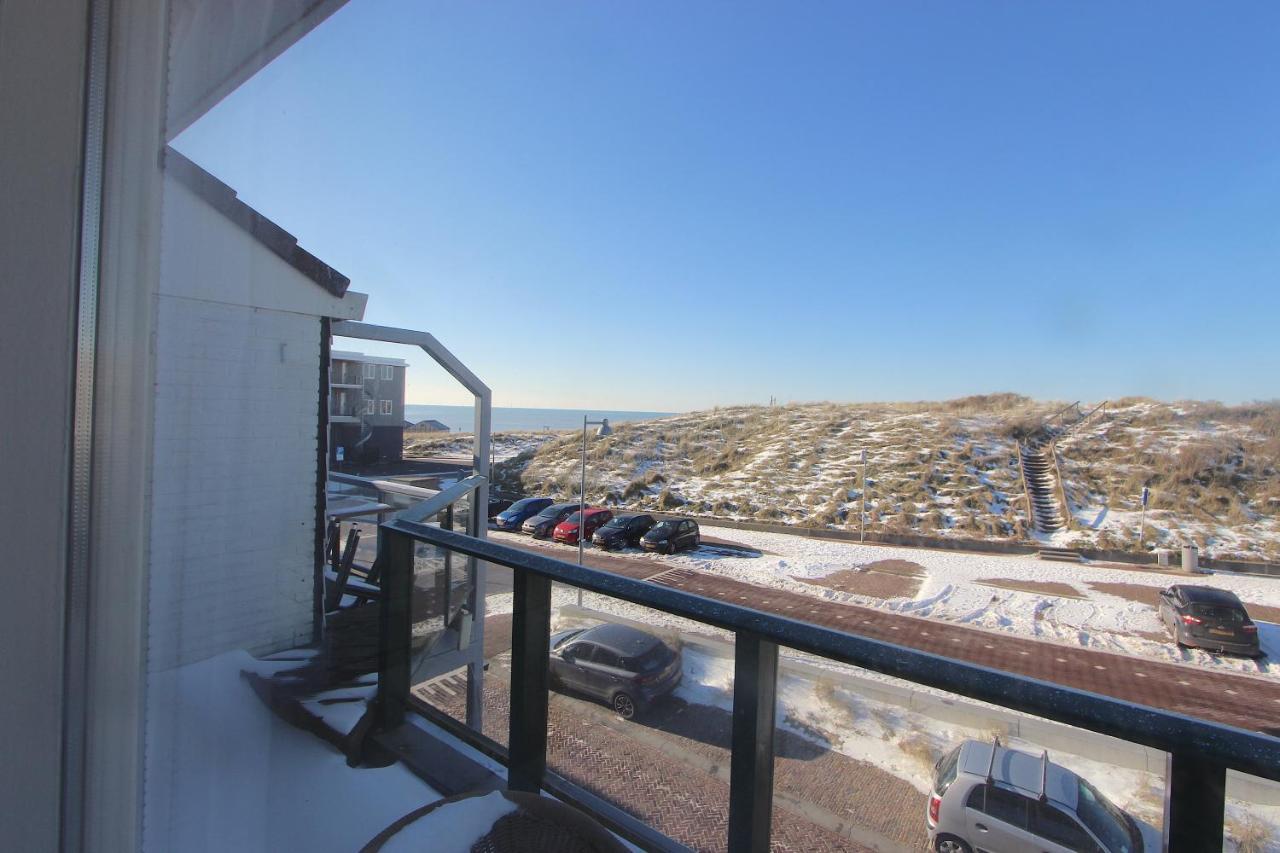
[166,0,350,140]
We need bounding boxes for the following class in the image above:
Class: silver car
[926,738,1142,853]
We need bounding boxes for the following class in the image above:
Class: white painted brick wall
[148,295,320,671]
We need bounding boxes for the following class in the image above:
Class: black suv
[591,513,656,551]
[549,623,682,719]
[641,518,700,554]
[1157,584,1261,657]
[521,502,580,539]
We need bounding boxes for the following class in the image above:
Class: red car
[553,508,613,545]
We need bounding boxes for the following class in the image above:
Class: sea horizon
[403,404,677,433]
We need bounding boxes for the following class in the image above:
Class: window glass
[1032,802,1092,849]
[965,785,985,811]
[1076,780,1136,853]
[593,648,620,667]
[983,785,1030,829]
[935,746,963,795]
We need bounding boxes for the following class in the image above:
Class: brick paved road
[645,567,1280,735]
[498,534,1280,735]
[416,661,894,852]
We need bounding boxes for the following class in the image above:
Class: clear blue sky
[175,1,1280,412]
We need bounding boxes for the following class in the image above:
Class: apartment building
[329,350,407,465]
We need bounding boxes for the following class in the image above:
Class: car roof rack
[986,734,1000,784]
[1038,750,1050,803]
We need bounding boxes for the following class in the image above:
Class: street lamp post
[578,415,613,606]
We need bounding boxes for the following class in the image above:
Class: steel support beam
[1164,753,1225,853]
[376,528,414,730]
[728,633,778,853]
[506,571,551,794]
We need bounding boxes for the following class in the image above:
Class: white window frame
[380,399,392,415]
[364,398,375,415]
[380,364,394,380]
[363,363,376,379]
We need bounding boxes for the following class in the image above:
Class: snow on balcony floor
[143,649,439,852]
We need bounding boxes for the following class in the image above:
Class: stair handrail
[1050,440,1071,532]
[1016,441,1036,536]
[1056,400,1109,441]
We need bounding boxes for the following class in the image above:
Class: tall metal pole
[860,449,868,544]
[578,415,587,607]
[1139,486,1149,547]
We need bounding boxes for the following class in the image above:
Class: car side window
[594,648,621,668]
[565,642,591,662]
[965,785,985,811]
[982,785,1030,829]
[1032,802,1097,850]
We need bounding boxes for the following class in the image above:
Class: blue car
[493,497,553,531]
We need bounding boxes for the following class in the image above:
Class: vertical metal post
[376,527,414,731]
[728,633,779,853]
[1163,753,1225,852]
[860,449,868,543]
[443,505,453,618]
[507,570,552,793]
[468,390,491,731]
[578,416,587,607]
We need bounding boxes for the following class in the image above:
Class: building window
[380,400,392,415]
[363,363,376,379]
[364,398,375,415]
[381,364,394,380]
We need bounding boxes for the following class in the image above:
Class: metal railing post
[728,633,779,852]
[1164,753,1226,852]
[507,569,552,793]
[376,527,414,731]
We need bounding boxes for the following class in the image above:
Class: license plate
[1209,628,1232,637]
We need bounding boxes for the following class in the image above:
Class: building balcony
[239,477,1280,852]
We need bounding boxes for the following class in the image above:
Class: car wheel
[935,836,971,853]
[612,692,637,720]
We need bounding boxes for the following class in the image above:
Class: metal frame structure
[376,518,1280,853]
[331,320,491,728]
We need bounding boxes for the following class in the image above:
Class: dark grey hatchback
[1157,584,1262,657]
[548,623,682,719]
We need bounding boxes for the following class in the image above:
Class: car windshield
[934,745,962,795]
[536,506,565,519]
[602,516,629,528]
[510,498,539,511]
[1191,604,1245,623]
[627,644,675,673]
[650,520,677,535]
[552,630,584,650]
[1076,779,1134,853]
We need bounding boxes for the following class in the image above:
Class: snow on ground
[143,650,440,852]
[669,646,1278,850]
[657,526,1280,680]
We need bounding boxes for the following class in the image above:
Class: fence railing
[374,517,1280,853]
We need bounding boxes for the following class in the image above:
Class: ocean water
[403,404,676,433]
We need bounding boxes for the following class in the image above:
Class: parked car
[1157,584,1261,657]
[927,739,1142,853]
[592,513,657,550]
[640,518,700,554]
[487,497,514,519]
[553,507,613,545]
[521,502,580,539]
[493,497,553,532]
[548,623,682,719]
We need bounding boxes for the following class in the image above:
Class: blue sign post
[1139,487,1149,546]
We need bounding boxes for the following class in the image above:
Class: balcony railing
[372,516,1280,852]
